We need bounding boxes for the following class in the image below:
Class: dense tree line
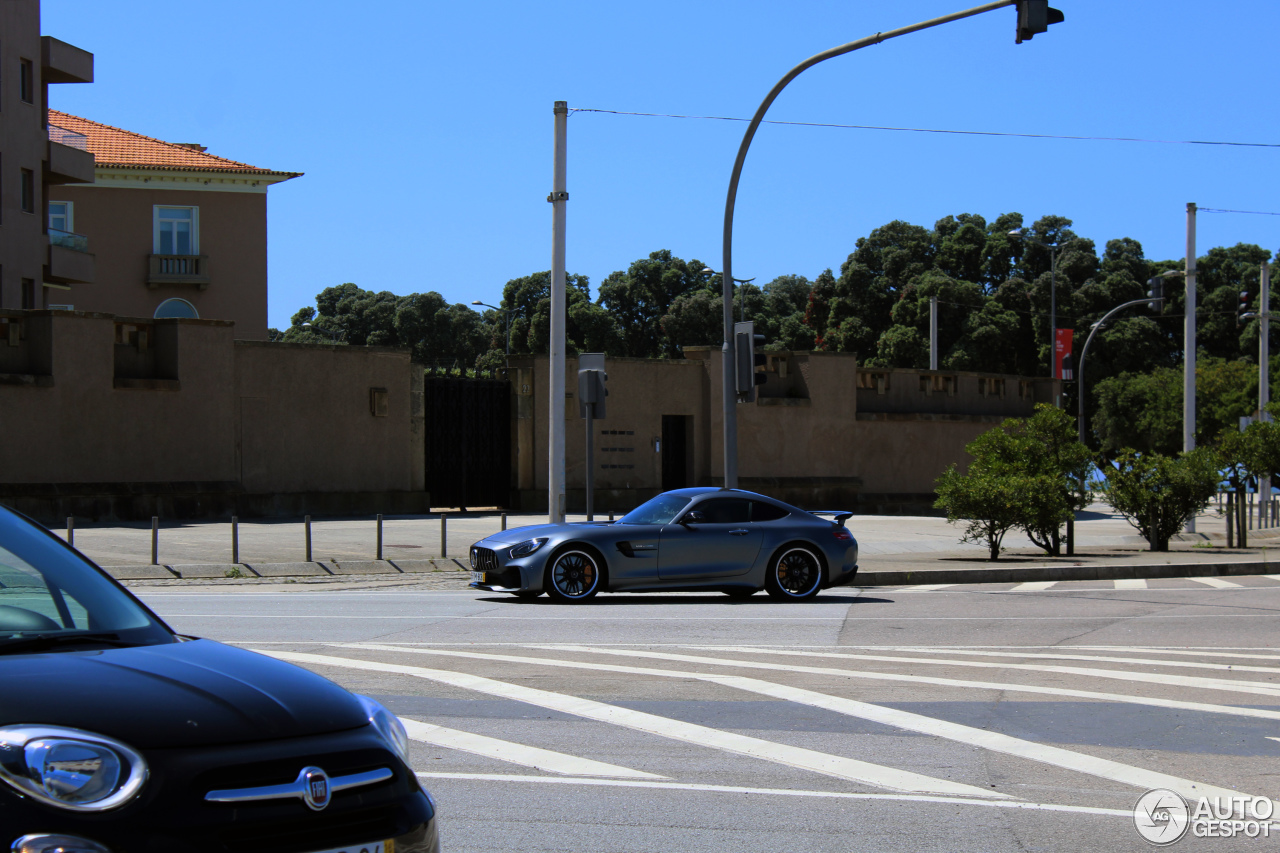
[273,211,1277,450]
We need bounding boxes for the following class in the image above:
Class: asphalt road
[137,577,1280,853]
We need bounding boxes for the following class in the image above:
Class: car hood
[477,521,611,548]
[0,639,368,749]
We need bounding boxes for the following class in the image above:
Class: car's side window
[694,499,751,524]
[751,502,789,522]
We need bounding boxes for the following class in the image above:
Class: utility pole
[1259,261,1272,520]
[1184,203,1197,533]
[929,296,939,371]
[548,101,568,523]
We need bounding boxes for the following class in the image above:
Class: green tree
[1096,449,1220,552]
[597,250,711,358]
[935,406,1091,559]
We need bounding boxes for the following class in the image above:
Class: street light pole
[471,300,518,363]
[720,0,1025,489]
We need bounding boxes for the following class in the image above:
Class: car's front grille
[471,546,499,572]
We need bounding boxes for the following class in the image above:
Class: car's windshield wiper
[0,631,135,655]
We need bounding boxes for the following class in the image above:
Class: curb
[856,559,1274,587]
[101,558,468,581]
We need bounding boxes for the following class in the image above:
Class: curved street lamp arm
[718,0,1016,487]
[1077,298,1162,443]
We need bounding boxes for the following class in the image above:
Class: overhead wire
[571,108,1280,150]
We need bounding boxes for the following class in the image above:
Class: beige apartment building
[0,0,94,311]
[46,112,300,340]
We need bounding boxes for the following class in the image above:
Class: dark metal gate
[422,375,511,509]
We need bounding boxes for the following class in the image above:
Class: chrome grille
[471,546,499,572]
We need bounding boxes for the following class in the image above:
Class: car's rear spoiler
[809,510,854,527]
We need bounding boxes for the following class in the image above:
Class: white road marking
[260,649,1004,799]
[1114,579,1147,589]
[1267,737,1280,744]
[856,647,1280,676]
[165,612,1280,621]
[686,646,1280,699]
[399,717,663,779]
[414,772,1130,818]
[891,584,955,593]
[1011,581,1056,591]
[1073,646,1280,662]
[346,644,1254,806]
[1186,576,1243,588]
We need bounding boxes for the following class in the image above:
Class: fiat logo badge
[299,766,331,811]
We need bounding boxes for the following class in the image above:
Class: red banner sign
[1055,328,1074,381]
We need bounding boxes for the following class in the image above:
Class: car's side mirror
[681,511,706,526]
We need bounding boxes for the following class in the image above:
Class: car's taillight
[833,527,852,541]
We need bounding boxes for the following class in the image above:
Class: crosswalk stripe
[687,646,1280,699]
[1114,579,1147,589]
[1011,581,1056,591]
[1186,576,1243,588]
[260,649,1005,799]
[399,717,664,779]
[344,644,1255,806]
[1077,646,1280,662]
[414,772,1131,818]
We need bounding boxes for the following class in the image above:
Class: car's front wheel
[764,546,823,601]
[545,548,604,603]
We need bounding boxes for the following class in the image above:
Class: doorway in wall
[661,415,691,491]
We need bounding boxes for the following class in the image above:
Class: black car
[0,505,438,853]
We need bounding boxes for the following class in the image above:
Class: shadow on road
[477,593,889,606]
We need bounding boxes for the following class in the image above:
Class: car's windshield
[618,494,692,526]
[0,510,172,649]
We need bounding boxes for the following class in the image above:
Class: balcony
[46,234,95,284]
[148,254,210,290]
[41,37,93,84]
[46,127,95,184]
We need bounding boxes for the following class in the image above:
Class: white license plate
[307,842,388,853]
[471,571,485,584]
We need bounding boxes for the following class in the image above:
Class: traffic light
[734,320,767,403]
[1238,290,1255,327]
[1146,277,1164,311]
[577,352,607,419]
[1015,0,1065,44]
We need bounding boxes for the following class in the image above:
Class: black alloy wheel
[764,546,823,601]
[546,549,603,603]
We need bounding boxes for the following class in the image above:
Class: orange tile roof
[47,110,301,179]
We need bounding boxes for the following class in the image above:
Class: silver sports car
[468,487,858,602]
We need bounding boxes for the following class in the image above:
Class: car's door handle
[729,529,749,536]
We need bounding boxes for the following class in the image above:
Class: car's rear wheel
[764,546,823,601]
[545,548,604,603]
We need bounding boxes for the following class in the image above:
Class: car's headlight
[356,696,410,766]
[0,726,147,812]
[508,537,548,559]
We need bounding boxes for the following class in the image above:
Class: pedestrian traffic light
[1015,0,1065,44]
[1146,277,1164,311]
[734,320,767,403]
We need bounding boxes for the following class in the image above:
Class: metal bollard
[377,514,383,560]
[1226,498,1235,549]
[67,517,74,547]
[232,516,239,565]
[151,517,159,566]
[500,512,507,531]
[440,513,447,559]
[305,515,312,562]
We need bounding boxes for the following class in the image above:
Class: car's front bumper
[469,544,542,593]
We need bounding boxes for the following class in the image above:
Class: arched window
[154,298,199,319]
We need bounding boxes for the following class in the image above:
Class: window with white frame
[48,201,72,233]
[153,206,198,255]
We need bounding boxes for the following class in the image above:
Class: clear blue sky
[43,0,1280,330]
